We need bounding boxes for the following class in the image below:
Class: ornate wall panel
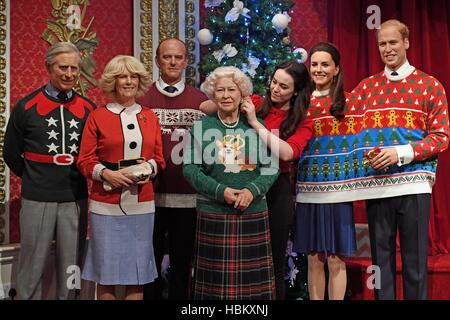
[0,0,9,245]
[184,0,200,86]
[134,0,201,86]
[134,0,153,79]
[159,0,178,40]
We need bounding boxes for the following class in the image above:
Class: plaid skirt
[192,210,275,300]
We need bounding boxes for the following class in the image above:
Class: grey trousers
[16,198,87,300]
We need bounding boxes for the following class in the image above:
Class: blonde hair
[377,19,410,40]
[99,55,152,98]
[200,66,253,99]
[45,42,80,66]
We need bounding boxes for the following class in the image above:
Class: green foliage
[200,0,302,96]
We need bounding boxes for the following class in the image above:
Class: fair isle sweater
[296,93,361,203]
[137,84,207,208]
[297,69,449,203]
[183,114,279,214]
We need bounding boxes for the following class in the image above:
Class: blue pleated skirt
[82,212,158,285]
[293,202,357,257]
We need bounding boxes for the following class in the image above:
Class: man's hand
[370,147,398,171]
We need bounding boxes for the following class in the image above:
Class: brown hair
[309,42,346,120]
[258,61,311,140]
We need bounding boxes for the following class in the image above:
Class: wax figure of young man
[353,19,449,300]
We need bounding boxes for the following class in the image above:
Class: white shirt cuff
[147,159,158,178]
[394,144,414,166]
[93,163,106,181]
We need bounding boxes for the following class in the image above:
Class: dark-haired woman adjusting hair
[293,42,357,300]
[240,61,314,299]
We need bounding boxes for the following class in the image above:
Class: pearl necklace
[218,112,240,129]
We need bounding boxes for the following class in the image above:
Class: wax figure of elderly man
[138,38,207,299]
[4,42,95,299]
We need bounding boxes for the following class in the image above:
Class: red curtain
[327,0,450,255]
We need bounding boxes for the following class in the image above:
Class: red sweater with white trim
[77,103,165,215]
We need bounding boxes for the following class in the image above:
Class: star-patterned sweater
[4,86,95,202]
[297,69,449,202]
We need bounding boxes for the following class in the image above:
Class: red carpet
[345,254,450,299]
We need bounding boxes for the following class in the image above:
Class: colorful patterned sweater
[183,114,279,214]
[297,69,449,203]
[296,93,360,203]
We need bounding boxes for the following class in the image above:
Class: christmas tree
[198,0,306,96]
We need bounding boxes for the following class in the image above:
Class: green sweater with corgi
[183,113,279,214]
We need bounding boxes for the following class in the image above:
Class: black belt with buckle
[101,157,145,171]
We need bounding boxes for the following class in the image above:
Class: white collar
[106,102,142,115]
[155,78,185,97]
[312,89,330,97]
[384,60,415,81]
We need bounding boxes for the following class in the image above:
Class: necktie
[391,71,399,76]
[164,86,178,93]
[57,91,69,102]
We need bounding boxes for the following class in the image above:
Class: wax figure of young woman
[292,42,357,300]
[239,61,314,299]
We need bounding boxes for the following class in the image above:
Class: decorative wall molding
[134,0,200,85]
[134,0,153,80]
[159,0,178,40]
[184,0,200,86]
[0,0,10,245]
